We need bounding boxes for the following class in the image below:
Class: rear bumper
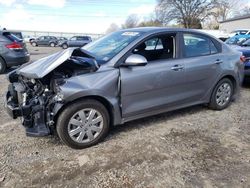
[5,54,30,67]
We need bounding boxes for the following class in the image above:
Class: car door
[119,33,189,119]
[181,33,223,102]
[77,36,85,47]
[36,36,44,45]
[68,36,77,47]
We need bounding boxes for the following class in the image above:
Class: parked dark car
[231,39,250,77]
[31,36,58,47]
[60,36,92,49]
[0,31,30,73]
[5,28,244,149]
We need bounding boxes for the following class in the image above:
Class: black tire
[31,42,37,47]
[62,43,68,49]
[209,78,234,110]
[56,99,110,149]
[50,42,55,47]
[0,57,6,74]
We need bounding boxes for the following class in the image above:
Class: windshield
[82,31,144,63]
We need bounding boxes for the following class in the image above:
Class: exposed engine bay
[6,48,100,136]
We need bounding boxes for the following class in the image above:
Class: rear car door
[120,33,190,119]
[181,33,223,102]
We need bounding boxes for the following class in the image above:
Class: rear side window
[78,36,89,40]
[184,33,219,57]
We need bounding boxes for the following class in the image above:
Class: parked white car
[196,29,230,41]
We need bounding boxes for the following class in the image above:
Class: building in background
[220,14,250,33]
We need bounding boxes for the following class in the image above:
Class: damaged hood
[17,48,96,79]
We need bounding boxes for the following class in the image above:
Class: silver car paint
[18,28,244,126]
[17,48,76,78]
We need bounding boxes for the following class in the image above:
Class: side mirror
[123,54,147,66]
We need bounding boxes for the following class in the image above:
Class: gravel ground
[0,46,250,188]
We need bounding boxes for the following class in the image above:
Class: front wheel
[209,78,234,110]
[56,99,110,149]
[62,44,68,49]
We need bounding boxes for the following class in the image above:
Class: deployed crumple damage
[5,47,104,137]
[16,48,98,78]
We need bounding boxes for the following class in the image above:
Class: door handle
[215,59,223,64]
[171,64,184,71]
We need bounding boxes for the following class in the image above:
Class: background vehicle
[230,39,250,78]
[0,31,30,73]
[229,29,250,37]
[23,35,35,43]
[60,36,92,49]
[57,37,68,46]
[225,35,250,46]
[198,29,230,41]
[5,28,244,149]
[31,36,58,47]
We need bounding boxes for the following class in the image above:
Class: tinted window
[184,34,218,57]
[3,32,22,42]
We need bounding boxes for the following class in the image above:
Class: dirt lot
[0,45,250,188]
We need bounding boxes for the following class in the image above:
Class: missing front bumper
[5,89,51,137]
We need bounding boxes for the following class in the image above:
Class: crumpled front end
[5,48,100,137]
[5,76,54,136]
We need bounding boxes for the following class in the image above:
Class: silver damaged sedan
[5,28,244,149]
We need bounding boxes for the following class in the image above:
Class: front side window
[38,36,44,40]
[132,34,176,62]
[184,34,218,57]
[70,37,77,41]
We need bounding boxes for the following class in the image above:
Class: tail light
[240,55,246,63]
[5,42,23,50]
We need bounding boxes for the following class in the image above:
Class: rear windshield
[3,32,23,42]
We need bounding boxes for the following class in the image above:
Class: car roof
[120,27,216,36]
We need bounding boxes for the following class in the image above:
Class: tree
[106,23,120,34]
[138,19,162,27]
[122,14,139,29]
[156,0,217,29]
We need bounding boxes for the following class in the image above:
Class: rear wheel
[31,42,37,47]
[0,57,6,74]
[209,78,234,110]
[56,99,110,149]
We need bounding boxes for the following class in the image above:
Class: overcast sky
[0,0,156,34]
[1,0,250,34]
